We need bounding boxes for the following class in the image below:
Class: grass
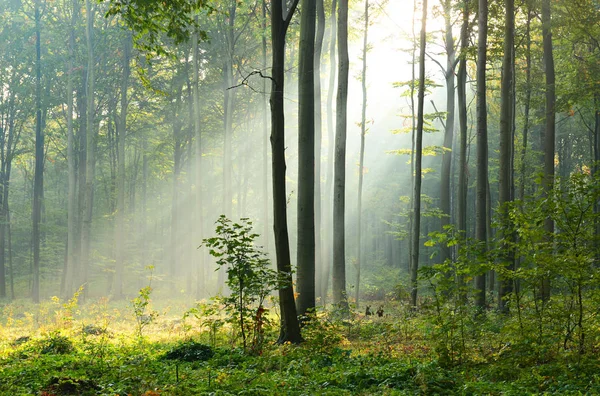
[1,294,599,395]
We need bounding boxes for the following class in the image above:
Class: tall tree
[409,0,428,309]
[498,0,515,312]
[261,0,270,252]
[333,0,349,311]
[314,0,325,303]
[457,0,469,251]
[438,0,457,266]
[114,32,131,298]
[270,0,302,343]
[63,0,78,298]
[193,15,205,298]
[541,0,555,301]
[475,0,488,310]
[322,0,337,303]
[32,0,44,303]
[80,0,96,296]
[296,0,317,317]
[355,0,369,309]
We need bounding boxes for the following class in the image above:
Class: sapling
[201,215,281,353]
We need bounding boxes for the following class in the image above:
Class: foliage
[131,266,158,338]
[162,341,213,362]
[201,215,281,353]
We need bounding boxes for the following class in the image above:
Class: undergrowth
[0,295,599,395]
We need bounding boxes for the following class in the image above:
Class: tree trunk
[262,0,270,252]
[193,16,205,298]
[333,0,349,312]
[32,0,44,303]
[322,0,337,304]
[314,0,325,304]
[475,0,488,311]
[498,0,515,312]
[270,0,302,344]
[223,1,236,219]
[64,0,78,298]
[541,0,555,302]
[457,0,469,259]
[114,32,131,298]
[296,0,317,317]
[80,0,96,297]
[439,0,456,266]
[356,0,369,309]
[409,0,428,309]
[519,6,532,202]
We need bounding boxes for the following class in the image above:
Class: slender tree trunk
[475,0,488,311]
[498,0,515,312]
[356,0,369,309]
[193,16,205,298]
[519,6,532,203]
[457,0,469,259]
[81,0,96,296]
[410,0,428,309]
[261,0,270,252]
[64,0,78,298]
[171,84,183,279]
[223,2,236,218]
[333,0,349,312]
[32,0,44,303]
[270,0,302,344]
[314,0,325,304]
[296,0,317,317]
[541,0,555,301]
[114,32,131,298]
[322,0,337,303]
[439,0,456,266]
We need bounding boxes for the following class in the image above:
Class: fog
[0,0,456,302]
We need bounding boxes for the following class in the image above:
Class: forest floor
[0,295,599,395]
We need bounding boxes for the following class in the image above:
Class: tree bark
[193,16,205,298]
[314,0,325,304]
[270,0,302,344]
[439,0,456,266]
[32,0,44,303]
[541,0,555,301]
[356,0,369,309]
[80,0,96,297]
[296,0,317,317]
[457,0,469,256]
[321,0,337,304]
[114,32,131,298]
[333,0,349,312]
[475,0,488,311]
[64,0,78,298]
[498,0,515,312]
[410,0,428,309]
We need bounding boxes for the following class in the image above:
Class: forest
[0,0,599,394]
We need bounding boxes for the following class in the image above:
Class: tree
[475,0,488,310]
[355,0,369,309]
[333,0,349,311]
[498,0,515,312]
[80,0,96,297]
[314,0,325,304]
[321,0,337,304]
[270,0,302,343]
[437,0,457,266]
[541,0,556,301]
[32,0,44,303]
[409,0,428,309]
[296,0,317,317]
[457,0,469,257]
[114,31,131,298]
